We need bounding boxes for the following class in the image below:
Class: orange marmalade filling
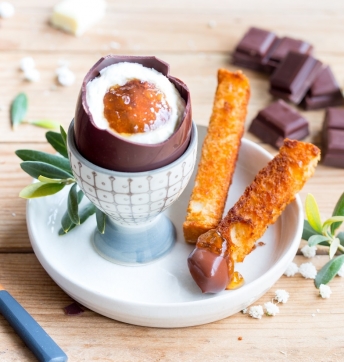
[103,78,172,134]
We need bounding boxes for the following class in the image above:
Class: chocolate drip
[188,248,230,293]
[187,229,234,293]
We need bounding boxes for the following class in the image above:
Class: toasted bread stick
[183,69,250,243]
[218,139,320,262]
[188,139,320,293]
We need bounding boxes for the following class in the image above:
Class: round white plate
[27,126,303,328]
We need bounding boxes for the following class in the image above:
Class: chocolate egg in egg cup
[68,55,196,265]
[74,55,192,172]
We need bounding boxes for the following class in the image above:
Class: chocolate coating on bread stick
[188,248,230,293]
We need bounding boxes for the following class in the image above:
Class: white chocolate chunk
[51,0,107,36]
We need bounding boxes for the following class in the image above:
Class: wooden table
[1,1,344,360]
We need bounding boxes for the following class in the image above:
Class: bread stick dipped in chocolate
[183,69,250,243]
[188,139,320,293]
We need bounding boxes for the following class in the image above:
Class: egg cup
[67,121,198,265]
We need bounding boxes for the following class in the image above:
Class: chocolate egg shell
[74,55,192,172]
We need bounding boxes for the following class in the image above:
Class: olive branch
[12,92,105,235]
[16,126,106,235]
[302,193,344,287]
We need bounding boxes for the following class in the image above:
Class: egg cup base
[92,213,176,265]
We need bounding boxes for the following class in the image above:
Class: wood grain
[1,0,344,360]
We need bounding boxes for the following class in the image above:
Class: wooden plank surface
[1,0,344,361]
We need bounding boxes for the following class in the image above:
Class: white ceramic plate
[27,126,303,328]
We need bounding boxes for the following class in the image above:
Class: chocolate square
[232,27,279,71]
[302,65,344,110]
[249,99,309,148]
[270,52,322,104]
[322,108,344,168]
[265,36,313,73]
[324,107,344,129]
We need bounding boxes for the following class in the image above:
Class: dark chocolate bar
[265,36,313,73]
[232,27,279,72]
[270,52,322,104]
[322,107,344,168]
[302,65,344,110]
[248,99,309,148]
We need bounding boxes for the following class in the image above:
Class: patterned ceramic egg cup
[67,121,198,265]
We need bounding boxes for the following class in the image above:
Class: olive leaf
[38,176,65,184]
[11,93,28,129]
[329,238,340,259]
[27,119,60,130]
[46,131,68,158]
[67,184,80,225]
[308,235,331,247]
[59,202,96,236]
[331,192,344,235]
[337,232,344,247]
[60,125,67,150]
[305,194,322,234]
[302,220,321,241]
[61,189,83,233]
[19,182,65,199]
[20,161,73,180]
[16,149,72,173]
[322,216,344,236]
[315,254,344,288]
[96,208,106,234]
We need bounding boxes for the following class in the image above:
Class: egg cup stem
[92,214,176,265]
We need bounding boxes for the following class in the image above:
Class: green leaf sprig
[302,193,344,288]
[10,93,60,130]
[16,126,106,235]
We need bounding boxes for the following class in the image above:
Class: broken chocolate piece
[265,36,313,73]
[322,107,344,168]
[270,52,322,104]
[302,65,344,110]
[232,27,279,71]
[248,99,309,148]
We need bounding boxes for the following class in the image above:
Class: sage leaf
[60,190,84,233]
[329,238,340,259]
[322,216,344,235]
[46,131,68,158]
[11,93,28,129]
[19,182,65,199]
[68,184,80,225]
[20,161,73,180]
[59,202,96,235]
[302,220,321,241]
[331,192,344,234]
[16,149,72,174]
[28,119,60,130]
[308,235,331,247]
[60,126,67,150]
[315,254,344,288]
[305,194,322,234]
[96,208,106,234]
